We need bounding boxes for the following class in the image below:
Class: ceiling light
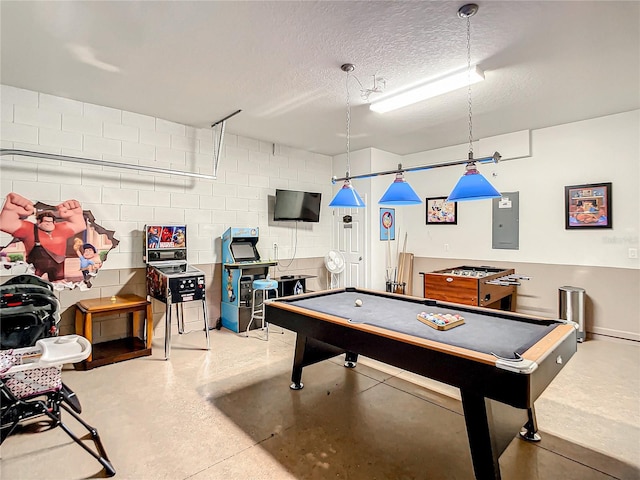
[330,64,366,208]
[329,6,503,207]
[378,166,422,205]
[370,65,484,114]
[447,3,501,203]
[447,158,501,202]
[329,179,366,207]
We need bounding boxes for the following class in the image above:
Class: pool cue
[395,227,401,272]
[397,232,408,294]
[397,260,402,287]
[396,251,403,293]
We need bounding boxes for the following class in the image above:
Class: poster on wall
[0,192,119,290]
[380,208,395,241]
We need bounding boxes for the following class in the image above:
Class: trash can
[559,286,586,342]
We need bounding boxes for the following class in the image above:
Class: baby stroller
[0,275,115,477]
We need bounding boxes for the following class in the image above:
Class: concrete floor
[1,327,638,480]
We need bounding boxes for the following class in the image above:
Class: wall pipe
[0,110,244,181]
[0,149,217,180]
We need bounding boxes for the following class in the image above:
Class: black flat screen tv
[274,189,321,222]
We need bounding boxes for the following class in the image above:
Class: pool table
[265,287,578,480]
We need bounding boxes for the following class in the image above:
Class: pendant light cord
[466,13,474,159]
[346,69,351,177]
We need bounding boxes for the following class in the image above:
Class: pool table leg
[290,333,306,390]
[289,334,357,390]
[344,352,358,368]
[461,389,529,480]
[519,407,541,442]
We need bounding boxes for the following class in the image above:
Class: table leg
[84,312,93,364]
[132,309,142,341]
[202,297,210,350]
[289,335,350,390]
[500,294,514,312]
[146,303,153,350]
[290,334,306,390]
[519,407,541,442]
[460,389,529,480]
[165,303,172,360]
[74,309,91,364]
[178,303,185,334]
[344,352,358,368]
[74,309,84,336]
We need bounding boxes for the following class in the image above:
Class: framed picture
[380,208,395,240]
[565,182,612,229]
[426,197,457,225]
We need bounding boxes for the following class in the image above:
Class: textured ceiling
[1,1,639,156]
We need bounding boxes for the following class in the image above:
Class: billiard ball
[355,299,363,307]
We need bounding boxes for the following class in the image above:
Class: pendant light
[329,64,365,208]
[447,4,501,203]
[378,164,422,205]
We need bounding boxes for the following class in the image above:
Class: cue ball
[355,299,363,307]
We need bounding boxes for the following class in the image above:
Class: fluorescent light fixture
[370,65,485,113]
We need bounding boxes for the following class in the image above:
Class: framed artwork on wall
[565,182,612,229]
[380,208,395,240]
[426,197,457,225]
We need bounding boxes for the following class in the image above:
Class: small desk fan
[324,250,345,289]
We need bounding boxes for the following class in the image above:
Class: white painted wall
[367,111,639,276]
[0,85,333,270]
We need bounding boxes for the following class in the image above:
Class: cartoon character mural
[0,193,118,290]
[73,239,102,288]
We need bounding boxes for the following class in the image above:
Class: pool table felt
[282,291,558,360]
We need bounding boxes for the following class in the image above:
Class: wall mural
[0,193,118,290]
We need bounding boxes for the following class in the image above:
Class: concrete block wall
[0,85,334,341]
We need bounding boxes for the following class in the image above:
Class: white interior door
[333,205,365,288]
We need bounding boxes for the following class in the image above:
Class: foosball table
[420,265,528,311]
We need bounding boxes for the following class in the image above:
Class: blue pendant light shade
[329,179,365,208]
[447,162,501,202]
[379,172,422,205]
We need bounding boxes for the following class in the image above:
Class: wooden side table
[74,294,153,370]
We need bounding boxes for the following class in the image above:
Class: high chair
[0,335,116,477]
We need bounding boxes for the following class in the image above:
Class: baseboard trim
[590,326,639,342]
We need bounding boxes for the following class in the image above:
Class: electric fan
[324,250,345,289]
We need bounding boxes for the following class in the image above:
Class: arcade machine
[221,227,277,333]
[144,225,210,359]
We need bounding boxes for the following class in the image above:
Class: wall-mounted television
[274,189,321,222]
